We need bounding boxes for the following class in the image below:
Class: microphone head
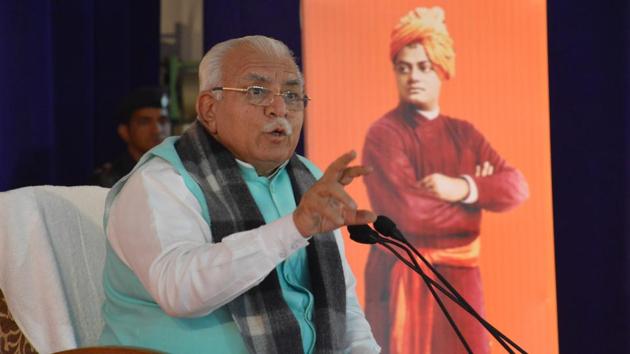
[347,224,379,245]
[374,215,406,242]
[374,215,397,236]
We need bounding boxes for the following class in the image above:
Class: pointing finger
[339,165,373,185]
[322,151,357,182]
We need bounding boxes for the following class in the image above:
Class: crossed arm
[362,121,528,238]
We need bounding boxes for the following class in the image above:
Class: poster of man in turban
[361,7,528,354]
[302,1,557,353]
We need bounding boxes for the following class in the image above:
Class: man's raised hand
[293,151,376,237]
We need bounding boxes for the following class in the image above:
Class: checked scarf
[174,121,347,354]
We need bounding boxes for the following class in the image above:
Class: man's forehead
[241,71,302,87]
[130,106,168,118]
[225,47,301,85]
[394,44,430,64]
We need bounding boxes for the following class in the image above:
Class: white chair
[0,185,109,353]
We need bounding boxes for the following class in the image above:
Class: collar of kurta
[235,157,289,179]
[399,103,443,127]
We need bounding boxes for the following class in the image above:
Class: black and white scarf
[175,122,346,354]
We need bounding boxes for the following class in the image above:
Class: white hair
[198,35,302,96]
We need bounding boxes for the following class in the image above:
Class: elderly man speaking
[98,36,380,354]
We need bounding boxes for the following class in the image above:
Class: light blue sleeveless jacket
[99,137,323,354]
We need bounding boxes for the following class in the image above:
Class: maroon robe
[362,104,528,354]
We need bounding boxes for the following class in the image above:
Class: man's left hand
[418,173,470,202]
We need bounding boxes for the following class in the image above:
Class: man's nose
[409,67,422,81]
[150,120,167,134]
[264,94,288,118]
[150,120,161,131]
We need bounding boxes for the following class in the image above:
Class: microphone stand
[378,235,516,354]
[373,217,527,353]
[375,237,474,354]
[349,225,472,353]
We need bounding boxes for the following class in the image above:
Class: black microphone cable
[381,230,515,354]
[374,215,526,354]
[348,224,473,354]
[348,224,476,306]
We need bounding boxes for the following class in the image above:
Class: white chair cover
[0,185,109,353]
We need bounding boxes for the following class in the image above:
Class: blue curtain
[0,0,159,191]
[548,0,629,352]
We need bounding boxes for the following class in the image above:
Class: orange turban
[390,6,455,80]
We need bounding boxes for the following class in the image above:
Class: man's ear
[117,123,130,143]
[196,91,219,134]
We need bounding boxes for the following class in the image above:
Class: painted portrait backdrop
[302,1,557,353]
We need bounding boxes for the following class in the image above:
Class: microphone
[374,215,406,242]
[347,224,379,244]
[372,215,526,354]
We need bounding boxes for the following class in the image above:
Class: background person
[91,86,171,187]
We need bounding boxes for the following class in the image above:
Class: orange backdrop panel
[302,0,557,353]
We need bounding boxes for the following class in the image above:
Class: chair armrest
[0,288,37,354]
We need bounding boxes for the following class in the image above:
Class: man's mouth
[268,127,287,137]
[262,118,293,137]
[408,87,425,92]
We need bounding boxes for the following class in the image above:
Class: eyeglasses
[211,86,310,111]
